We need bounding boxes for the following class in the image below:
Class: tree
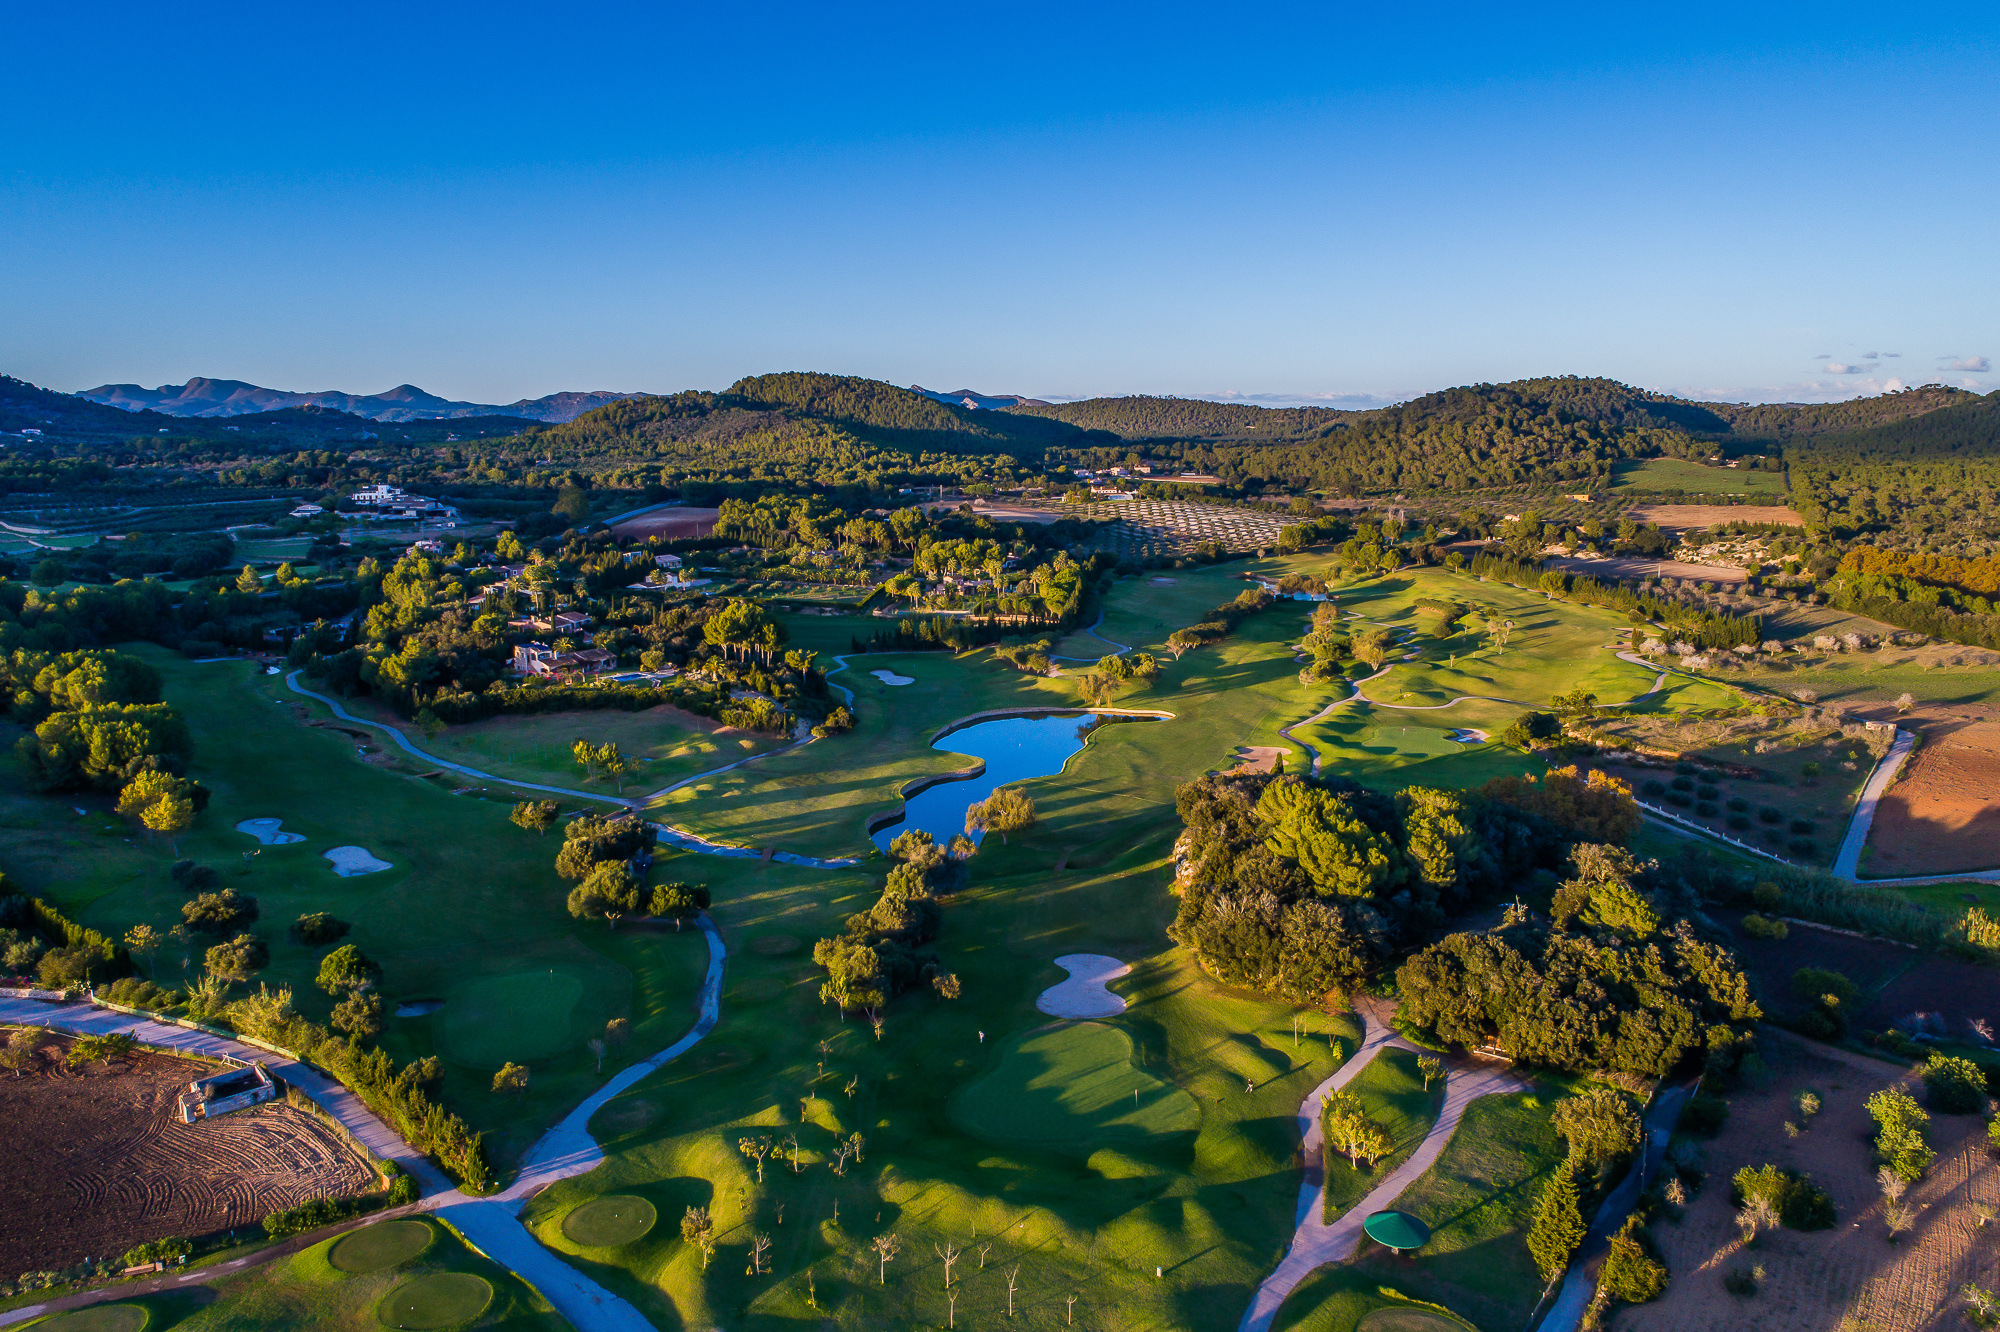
[965,788,1037,844]
[1416,1054,1443,1090]
[587,1037,606,1073]
[123,923,162,980]
[681,1206,716,1269]
[871,1233,903,1284]
[510,799,560,835]
[331,988,385,1041]
[0,1027,40,1077]
[649,882,711,929]
[293,911,349,945]
[316,944,380,994]
[141,795,195,855]
[235,564,264,594]
[117,770,189,828]
[1528,1162,1586,1282]
[1487,615,1515,655]
[551,485,591,527]
[738,1135,774,1183]
[932,972,962,1000]
[182,889,257,935]
[568,861,643,927]
[204,932,269,982]
[747,1232,772,1276]
[1552,1088,1644,1176]
[1922,1053,1988,1114]
[492,1062,530,1095]
[1601,1224,1669,1304]
[1867,1087,1934,1181]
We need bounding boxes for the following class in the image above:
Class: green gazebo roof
[1363,1209,1432,1253]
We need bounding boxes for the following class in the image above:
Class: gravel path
[1832,726,1917,880]
[1237,1011,1526,1332]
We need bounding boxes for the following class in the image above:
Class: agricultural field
[0,648,718,1169]
[1622,503,1805,530]
[1619,1030,1993,1332]
[66,1216,570,1332]
[1008,497,1301,558]
[1609,459,1789,497]
[0,1032,372,1276]
[1867,717,2000,877]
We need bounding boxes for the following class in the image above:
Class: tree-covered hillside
[1007,396,1353,441]
[1784,392,2000,545]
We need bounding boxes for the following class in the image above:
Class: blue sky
[2,3,1995,407]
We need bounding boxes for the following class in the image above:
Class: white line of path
[284,671,866,870]
[1237,1013,1527,1332]
[0,915,729,1332]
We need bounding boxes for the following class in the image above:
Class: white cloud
[1946,354,1991,372]
[1823,362,1867,374]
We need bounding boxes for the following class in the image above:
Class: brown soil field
[1617,1030,1994,1332]
[1866,720,2000,877]
[0,1033,373,1276]
[1548,553,1750,585]
[1623,503,1805,530]
[1723,915,2000,1040]
[607,506,719,540]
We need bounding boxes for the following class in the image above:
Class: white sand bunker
[1446,729,1488,745]
[870,669,915,686]
[236,818,305,845]
[325,846,393,876]
[1036,954,1131,1018]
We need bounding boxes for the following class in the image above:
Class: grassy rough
[1322,1047,1445,1220]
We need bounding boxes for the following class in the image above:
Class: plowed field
[0,1032,372,1276]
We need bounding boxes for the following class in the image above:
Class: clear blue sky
[3,2,1995,407]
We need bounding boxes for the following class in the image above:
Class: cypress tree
[1528,1161,1587,1283]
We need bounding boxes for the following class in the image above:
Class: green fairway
[0,646,716,1167]
[330,1220,434,1273]
[134,1219,562,1332]
[1323,1048,1444,1219]
[338,695,779,799]
[440,969,590,1068]
[30,1307,148,1332]
[1609,457,1787,496]
[952,1021,1200,1146]
[560,1194,658,1247]
[376,1273,493,1328]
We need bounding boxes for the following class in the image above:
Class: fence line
[1634,801,1799,868]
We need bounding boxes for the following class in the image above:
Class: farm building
[176,1062,275,1124]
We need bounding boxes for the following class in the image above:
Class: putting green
[330,1219,433,1273]
[440,969,585,1067]
[1356,1309,1475,1332]
[34,1307,148,1332]
[561,1194,658,1247]
[376,1273,492,1329]
[952,1022,1199,1146]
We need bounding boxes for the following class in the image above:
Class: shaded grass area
[1322,1048,1445,1220]
[125,1217,566,1332]
[0,647,715,1170]
[1285,1089,1563,1332]
[336,696,779,798]
[951,1020,1201,1145]
[1272,1269,1481,1332]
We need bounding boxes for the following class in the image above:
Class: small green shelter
[1363,1209,1431,1254]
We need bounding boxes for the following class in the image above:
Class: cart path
[1049,610,1131,661]
[1238,1012,1527,1332]
[0,914,728,1332]
[285,671,865,869]
[1832,726,1918,880]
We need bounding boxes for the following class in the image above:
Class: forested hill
[1005,396,1356,441]
[1784,393,2000,541]
[1715,385,1980,440]
[725,372,1089,451]
[0,375,182,439]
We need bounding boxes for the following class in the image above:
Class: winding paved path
[285,671,865,870]
[0,916,730,1332]
[1832,726,1918,880]
[1237,1012,1526,1332]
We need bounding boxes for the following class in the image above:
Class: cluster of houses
[510,608,619,679]
[287,485,460,526]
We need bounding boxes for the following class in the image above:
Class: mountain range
[908,385,1050,410]
[76,377,636,424]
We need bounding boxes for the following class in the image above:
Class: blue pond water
[872,712,1104,852]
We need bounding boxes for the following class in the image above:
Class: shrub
[120,1236,192,1267]
[1734,1164,1837,1230]
[1671,776,1695,791]
[1723,1267,1760,1297]
[1696,802,1718,817]
[1728,797,1751,813]
[1868,1087,1936,1181]
[386,1173,419,1206]
[1697,785,1720,801]
[169,859,219,892]
[1740,913,1789,940]
[262,1195,372,1237]
[1923,1054,1989,1114]
[1642,780,1667,798]
[1666,791,1692,807]
[1750,882,1783,909]
[1759,808,1783,825]
[1789,819,1816,835]
[98,976,177,1011]
[1601,1224,1669,1303]
[182,889,257,935]
[1681,1093,1730,1137]
[1787,838,1817,856]
[292,912,351,945]
[1728,815,1752,830]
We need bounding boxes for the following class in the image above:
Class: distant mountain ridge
[76,377,637,424]
[908,385,1051,410]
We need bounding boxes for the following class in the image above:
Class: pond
[873,711,1134,852]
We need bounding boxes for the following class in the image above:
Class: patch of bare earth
[1622,504,1805,530]
[1548,554,1750,585]
[1866,719,2000,877]
[0,1034,372,1275]
[608,507,720,539]
[1619,1030,1995,1332]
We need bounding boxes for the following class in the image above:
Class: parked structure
[176,1062,276,1123]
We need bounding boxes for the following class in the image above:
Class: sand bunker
[1445,729,1488,744]
[236,818,305,845]
[1036,954,1131,1019]
[325,846,392,876]
[871,669,915,686]
[1224,746,1289,775]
